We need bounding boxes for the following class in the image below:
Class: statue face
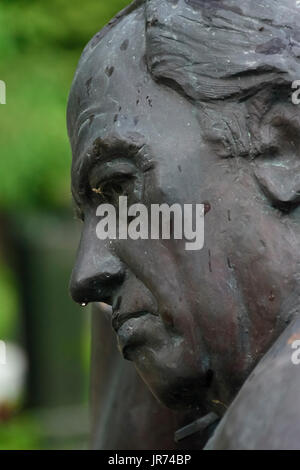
[68,10,300,411]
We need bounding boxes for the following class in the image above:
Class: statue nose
[70,267,124,306]
[69,234,125,306]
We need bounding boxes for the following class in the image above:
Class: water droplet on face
[80,302,88,308]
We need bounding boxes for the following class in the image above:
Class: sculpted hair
[144,0,300,158]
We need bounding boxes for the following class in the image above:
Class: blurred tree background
[0,0,131,449]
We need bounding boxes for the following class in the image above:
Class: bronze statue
[67,0,300,449]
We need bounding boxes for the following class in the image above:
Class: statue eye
[91,175,134,205]
[271,199,299,215]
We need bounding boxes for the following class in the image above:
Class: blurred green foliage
[0,0,131,211]
[0,0,131,346]
[0,413,42,450]
[0,0,131,449]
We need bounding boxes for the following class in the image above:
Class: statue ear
[254,114,300,212]
[254,156,300,210]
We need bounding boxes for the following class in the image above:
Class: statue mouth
[112,310,160,358]
[112,310,153,332]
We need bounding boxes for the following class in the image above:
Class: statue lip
[112,310,153,332]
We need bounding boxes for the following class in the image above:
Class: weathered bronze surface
[67,0,300,449]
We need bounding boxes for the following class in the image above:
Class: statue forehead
[67,6,146,144]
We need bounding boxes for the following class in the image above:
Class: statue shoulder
[205,317,300,450]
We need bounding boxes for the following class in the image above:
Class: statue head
[67,0,300,413]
